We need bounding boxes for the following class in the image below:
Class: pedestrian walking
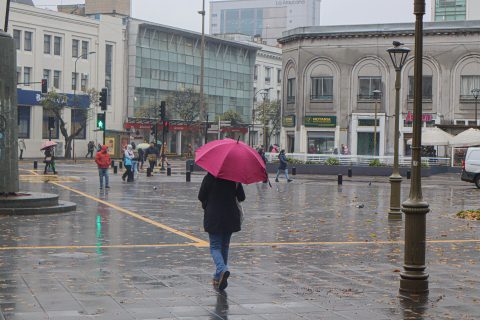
[257,148,268,183]
[198,172,246,291]
[160,142,170,168]
[138,147,145,171]
[122,145,134,182]
[275,149,292,182]
[86,141,95,158]
[131,142,139,178]
[95,145,111,189]
[43,147,57,175]
[144,142,159,173]
[18,139,26,160]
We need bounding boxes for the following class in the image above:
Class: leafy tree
[256,99,281,143]
[220,109,243,125]
[166,88,204,125]
[41,89,97,159]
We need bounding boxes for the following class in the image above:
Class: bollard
[33,161,38,169]
[186,171,191,182]
[167,166,171,176]
[113,166,118,174]
[111,160,115,168]
[147,168,152,177]
[189,163,194,172]
[348,168,352,177]
[292,167,296,175]
[337,174,343,185]
[407,171,411,179]
[119,161,123,169]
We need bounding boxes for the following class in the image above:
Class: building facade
[432,0,480,21]
[9,2,126,158]
[278,21,480,156]
[125,20,258,154]
[210,0,321,46]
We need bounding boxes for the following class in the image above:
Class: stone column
[0,31,19,194]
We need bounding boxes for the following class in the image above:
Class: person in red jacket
[95,145,112,189]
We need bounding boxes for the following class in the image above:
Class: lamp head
[387,41,411,71]
[472,88,480,99]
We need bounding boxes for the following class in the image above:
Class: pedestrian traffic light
[48,116,55,130]
[99,88,108,111]
[160,101,166,120]
[41,79,48,94]
[96,113,106,130]
[163,121,169,133]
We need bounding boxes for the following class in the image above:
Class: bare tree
[41,89,98,158]
[166,88,204,125]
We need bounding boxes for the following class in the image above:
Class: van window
[469,150,480,160]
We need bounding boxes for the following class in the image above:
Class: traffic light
[163,121,169,134]
[41,79,48,94]
[160,101,166,120]
[96,113,106,130]
[99,88,108,111]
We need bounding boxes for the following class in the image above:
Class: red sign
[405,112,433,123]
[221,127,248,134]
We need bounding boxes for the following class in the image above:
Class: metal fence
[265,153,451,167]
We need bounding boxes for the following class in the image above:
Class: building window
[307,132,335,154]
[254,65,258,81]
[311,77,333,101]
[358,76,382,100]
[358,119,380,126]
[18,106,31,139]
[54,36,61,56]
[43,69,51,87]
[23,67,31,86]
[13,29,21,50]
[44,34,51,54]
[277,69,282,83]
[287,78,295,103]
[24,31,32,52]
[72,72,78,91]
[53,70,61,89]
[105,44,113,102]
[408,76,433,100]
[434,0,466,21]
[42,111,59,139]
[265,67,271,83]
[81,41,89,58]
[16,66,21,84]
[460,76,480,100]
[71,109,86,139]
[72,39,79,58]
[80,74,88,92]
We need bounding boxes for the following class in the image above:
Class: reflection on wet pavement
[0,164,477,319]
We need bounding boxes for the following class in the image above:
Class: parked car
[461,147,480,188]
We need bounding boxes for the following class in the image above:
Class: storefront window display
[357,132,379,156]
[307,132,335,154]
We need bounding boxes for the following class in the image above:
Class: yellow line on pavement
[51,181,208,246]
[0,243,193,250]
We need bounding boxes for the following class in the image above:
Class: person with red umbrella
[196,139,267,290]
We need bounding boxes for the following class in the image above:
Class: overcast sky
[33,0,433,32]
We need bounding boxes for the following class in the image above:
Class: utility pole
[199,0,206,143]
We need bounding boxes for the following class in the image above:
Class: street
[0,161,477,319]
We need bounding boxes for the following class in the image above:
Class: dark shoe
[122,176,126,181]
[218,271,230,290]
[99,187,103,190]
[105,186,110,189]
[275,178,279,182]
[287,179,293,183]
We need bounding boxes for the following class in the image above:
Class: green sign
[282,115,296,127]
[304,115,336,127]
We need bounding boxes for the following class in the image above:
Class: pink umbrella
[40,141,57,151]
[195,139,267,184]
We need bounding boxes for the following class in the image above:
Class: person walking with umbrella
[144,142,159,173]
[196,138,267,290]
[43,146,56,174]
[275,149,292,182]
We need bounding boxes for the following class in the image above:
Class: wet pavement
[0,161,478,319]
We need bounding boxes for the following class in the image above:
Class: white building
[431,0,480,21]
[8,1,126,158]
[210,0,321,46]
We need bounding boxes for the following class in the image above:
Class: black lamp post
[387,41,411,220]
[372,89,382,157]
[472,89,480,126]
[400,0,429,295]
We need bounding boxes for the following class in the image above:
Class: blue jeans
[276,168,289,180]
[132,160,138,174]
[98,168,109,188]
[208,233,232,280]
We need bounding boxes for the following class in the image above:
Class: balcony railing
[311,95,333,102]
[357,94,381,101]
[407,94,433,101]
[460,95,479,102]
[287,96,295,104]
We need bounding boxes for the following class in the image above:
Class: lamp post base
[400,271,429,294]
[388,173,402,220]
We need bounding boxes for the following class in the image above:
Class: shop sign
[405,112,433,123]
[17,89,89,108]
[282,115,296,127]
[304,115,336,127]
[221,127,248,134]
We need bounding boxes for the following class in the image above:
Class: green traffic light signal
[97,113,105,130]
[98,120,104,129]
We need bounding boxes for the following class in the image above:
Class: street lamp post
[73,51,96,161]
[198,0,206,144]
[472,89,480,126]
[387,41,411,220]
[400,0,430,295]
[260,89,271,150]
[252,88,272,148]
[372,90,382,157]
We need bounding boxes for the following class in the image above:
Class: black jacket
[198,173,246,234]
[278,153,288,170]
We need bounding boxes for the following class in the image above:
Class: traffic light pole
[103,111,106,145]
[161,125,166,171]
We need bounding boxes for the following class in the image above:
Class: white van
[461,147,480,188]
